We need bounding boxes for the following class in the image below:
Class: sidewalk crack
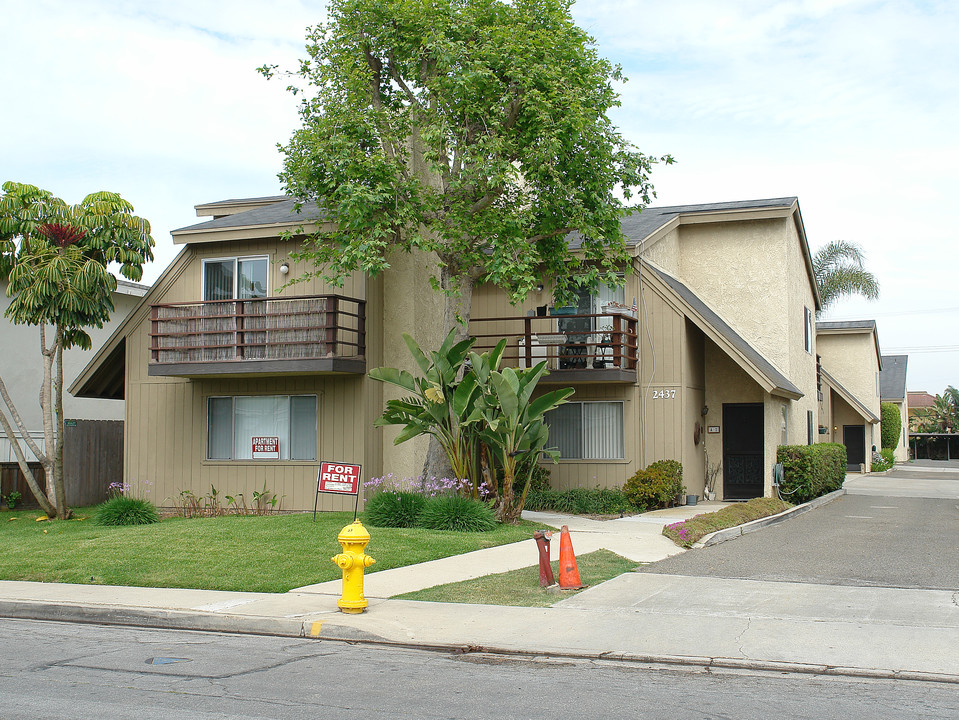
[736,617,752,659]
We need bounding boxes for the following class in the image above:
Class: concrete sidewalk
[3,492,958,683]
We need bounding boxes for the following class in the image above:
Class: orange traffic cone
[558,525,585,589]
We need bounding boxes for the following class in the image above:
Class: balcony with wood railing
[148,294,365,377]
[469,310,638,384]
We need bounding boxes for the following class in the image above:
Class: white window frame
[545,400,625,460]
[803,306,813,354]
[206,394,317,461]
[201,255,270,301]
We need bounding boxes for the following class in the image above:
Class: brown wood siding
[122,237,369,512]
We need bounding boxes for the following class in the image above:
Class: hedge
[776,443,846,504]
[880,402,902,450]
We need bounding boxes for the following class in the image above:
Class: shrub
[522,486,631,515]
[777,443,846,503]
[94,496,160,526]
[4,490,22,510]
[418,495,497,532]
[363,491,427,528]
[872,448,895,472]
[647,459,683,486]
[623,463,684,510]
[880,403,902,450]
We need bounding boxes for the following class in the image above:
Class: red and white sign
[318,462,361,495]
[252,436,279,460]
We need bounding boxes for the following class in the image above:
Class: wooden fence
[0,420,123,509]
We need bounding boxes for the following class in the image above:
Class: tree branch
[0,374,47,464]
[0,401,55,517]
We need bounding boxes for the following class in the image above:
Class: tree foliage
[812,240,880,311]
[911,386,959,434]
[261,0,670,319]
[0,181,154,519]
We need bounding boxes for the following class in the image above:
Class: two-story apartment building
[816,320,883,471]
[72,195,823,510]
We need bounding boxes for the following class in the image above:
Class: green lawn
[0,508,547,593]
[394,549,638,607]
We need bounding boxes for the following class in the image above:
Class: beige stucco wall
[650,215,819,455]
[702,340,769,499]
[817,330,882,470]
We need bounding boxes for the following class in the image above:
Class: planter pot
[705,491,716,501]
[686,494,698,506]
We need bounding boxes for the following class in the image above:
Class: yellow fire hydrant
[331,520,376,613]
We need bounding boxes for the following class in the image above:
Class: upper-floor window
[203,256,268,301]
[803,306,813,354]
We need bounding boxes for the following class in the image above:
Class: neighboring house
[0,278,148,505]
[72,195,824,510]
[907,391,937,430]
[879,354,909,461]
[816,321,883,472]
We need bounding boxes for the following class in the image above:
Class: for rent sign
[252,436,279,459]
[318,462,361,495]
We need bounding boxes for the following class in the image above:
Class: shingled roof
[880,355,908,401]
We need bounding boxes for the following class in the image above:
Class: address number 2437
[651,389,677,399]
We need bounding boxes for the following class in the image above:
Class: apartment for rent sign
[318,462,361,495]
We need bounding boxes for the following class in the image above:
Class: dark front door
[843,425,866,470]
[723,403,764,500]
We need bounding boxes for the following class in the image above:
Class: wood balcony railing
[149,294,365,374]
[469,311,638,383]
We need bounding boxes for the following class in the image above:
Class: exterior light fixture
[279,262,290,274]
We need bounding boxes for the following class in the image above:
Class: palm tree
[812,240,880,311]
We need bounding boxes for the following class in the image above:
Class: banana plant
[466,351,574,523]
[369,329,483,492]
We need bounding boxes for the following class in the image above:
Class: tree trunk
[40,325,58,513]
[421,260,480,483]
[0,386,56,517]
[53,327,68,519]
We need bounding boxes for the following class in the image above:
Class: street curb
[5,598,959,685]
[693,488,847,548]
[0,600,385,644]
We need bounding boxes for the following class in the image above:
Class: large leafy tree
[812,240,880,312]
[0,182,153,519]
[261,0,670,330]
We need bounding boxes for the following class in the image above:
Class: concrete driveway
[552,462,959,676]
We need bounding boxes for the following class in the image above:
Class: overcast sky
[3,0,956,393]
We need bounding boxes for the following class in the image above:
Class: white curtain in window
[290,396,317,460]
[546,403,583,459]
[593,281,625,313]
[583,402,624,459]
[207,397,234,459]
[203,260,234,301]
[233,396,291,460]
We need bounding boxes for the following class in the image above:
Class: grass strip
[393,549,637,607]
[0,507,547,593]
[662,497,792,548]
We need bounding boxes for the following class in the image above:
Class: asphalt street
[3,618,958,720]
[637,491,959,590]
